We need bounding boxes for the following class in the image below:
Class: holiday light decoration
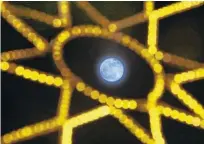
[1,1,204,144]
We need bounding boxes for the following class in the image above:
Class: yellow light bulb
[163,107,171,117]
[58,31,70,42]
[92,27,102,35]
[76,82,85,92]
[148,46,157,55]
[108,23,117,32]
[20,127,32,137]
[53,18,62,28]
[45,75,54,85]
[106,97,115,106]
[99,94,107,103]
[155,51,164,60]
[29,71,38,81]
[28,33,37,41]
[122,100,129,109]
[192,117,201,127]
[72,27,81,35]
[122,36,131,45]
[23,69,31,79]
[38,73,47,83]
[114,99,123,108]
[3,134,13,144]
[91,90,99,100]
[171,110,179,119]
[153,63,163,73]
[1,61,9,71]
[36,40,46,51]
[84,86,92,96]
[54,77,63,87]
[128,100,137,110]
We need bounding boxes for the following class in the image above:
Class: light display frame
[1,1,204,144]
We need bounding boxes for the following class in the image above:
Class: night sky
[2,1,204,144]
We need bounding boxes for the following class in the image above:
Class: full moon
[100,58,124,82]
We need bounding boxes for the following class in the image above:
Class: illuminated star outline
[1,1,204,144]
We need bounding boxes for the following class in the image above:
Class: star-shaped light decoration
[1,1,204,144]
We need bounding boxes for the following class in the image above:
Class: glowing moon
[100,58,124,82]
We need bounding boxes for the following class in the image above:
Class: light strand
[161,51,204,70]
[58,1,72,27]
[110,107,155,144]
[170,81,204,119]
[61,105,110,144]
[147,13,158,55]
[152,1,204,19]
[1,48,42,61]
[75,1,110,27]
[144,1,154,16]
[4,2,60,28]
[2,118,59,144]
[111,12,147,31]
[1,61,63,88]
[1,2,49,52]
[57,80,72,122]
[158,105,204,129]
[173,68,204,84]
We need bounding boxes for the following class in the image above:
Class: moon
[99,58,124,82]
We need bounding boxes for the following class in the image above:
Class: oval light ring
[52,25,165,112]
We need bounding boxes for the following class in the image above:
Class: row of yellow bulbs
[152,1,204,19]
[158,106,204,128]
[174,68,204,84]
[58,82,72,121]
[1,48,41,62]
[1,3,48,51]
[1,61,63,87]
[2,118,59,144]
[170,82,204,119]
[62,105,154,144]
[4,2,60,27]
[110,107,154,144]
[62,106,110,144]
[76,82,137,109]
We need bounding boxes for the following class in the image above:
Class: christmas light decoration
[1,1,204,144]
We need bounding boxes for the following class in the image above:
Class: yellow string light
[170,81,204,119]
[58,1,72,27]
[113,12,147,31]
[1,61,10,71]
[162,52,204,69]
[2,1,204,144]
[147,14,158,55]
[110,107,155,144]
[108,23,117,32]
[152,1,204,19]
[144,1,154,16]
[174,68,204,84]
[4,2,59,27]
[158,105,204,129]
[2,118,59,144]
[75,1,110,27]
[57,80,72,122]
[1,48,42,61]
[1,2,49,52]
[1,61,64,87]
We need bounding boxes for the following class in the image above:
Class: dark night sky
[1,2,204,144]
